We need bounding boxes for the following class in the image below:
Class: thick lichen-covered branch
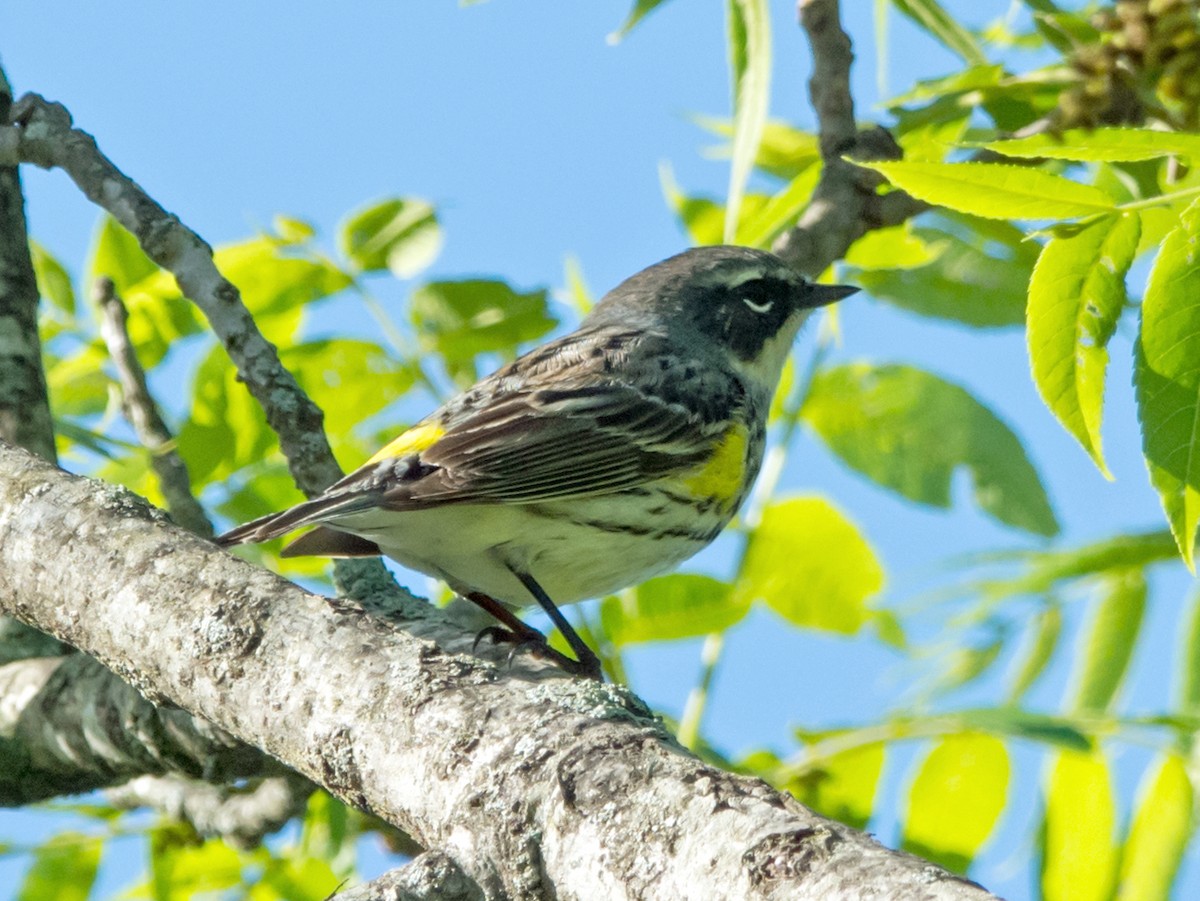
[0,440,996,900]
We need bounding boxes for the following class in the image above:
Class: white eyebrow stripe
[742,297,773,313]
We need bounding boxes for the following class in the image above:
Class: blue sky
[2,2,1195,897]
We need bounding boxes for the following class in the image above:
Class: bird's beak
[800,282,859,309]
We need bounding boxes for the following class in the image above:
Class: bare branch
[94,276,214,538]
[108,772,313,849]
[0,440,998,900]
[0,653,272,805]
[4,93,336,496]
[773,0,926,275]
[334,853,484,901]
[1,90,399,598]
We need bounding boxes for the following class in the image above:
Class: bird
[216,245,856,679]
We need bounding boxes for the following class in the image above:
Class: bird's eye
[742,296,773,314]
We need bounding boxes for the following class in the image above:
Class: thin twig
[2,91,402,602]
[94,276,214,538]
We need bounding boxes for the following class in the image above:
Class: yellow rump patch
[365,422,445,465]
[682,424,748,506]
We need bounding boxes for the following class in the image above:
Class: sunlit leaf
[843,223,940,271]
[281,339,415,461]
[853,227,1032,327]
[339,197,443,279]
[87,214,158,293]
[1117,753,1194,901]
[734,496,882,633]
[902,733,1009,873]
[16,833,101,901]
[855,160,1116,220]
[979,128,1200,163]
[1027,212,1140,475]
[1042,750,1117,901]
[956,708,1089,750]
[1071,570,1146,714]
[803,364,1059,536]
[1134,198,1200,568]
[1005,602,1062,703]
[410,279,556,387]
[735,164,821,249]
[788,741,885,831]
[30,240,76,316]
[608,0,675,42]
[151,826,244,901]
[255,856,341,901]
[1181,591,1200,716]
[890,0,987,66]
[695,117,819,181]
[724,0,771,243]
[600,575,748,647]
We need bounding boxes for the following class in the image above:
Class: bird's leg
[464,591,601,680]
[509,570,603,681]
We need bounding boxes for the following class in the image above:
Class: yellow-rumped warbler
[217,246,855,678]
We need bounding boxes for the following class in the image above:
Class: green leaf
[855,160,1117,220]
[46,343,113,417]
[973,530,1179,600]
[853,227,1032,327]
[215,237,353,329]
[178,344,276,484]
[1005,602,1062,703]
[299,791,353,876]
[734,496,882,633]
[339,197,442,279]
[695,117,820,181]
[788,741,885,831]
[600,574,748,647]
[87,214,158,293]
[735,164,821,249]
[979,128,1200,163]
[30,240,76,316]
[901,733,1009,874]
[1027,212,1140,476]
[1071,570,1146,714]
[1117,753,1194,901]
[608,0,675,42]
[151,826,244,901]
[281,339,415,461]
[889,0,987,66]
[1134,198,1200,569]
[257,856,341,901]
[955,708,1090,750]
[16,833,101,901]
[410,279,556,387]
[273,215,317,244]
[724,0,771,243]
[1181,590,1200,716]
[843,223,940,271]
[1042,750,1118,901]
[803,364,1059,536]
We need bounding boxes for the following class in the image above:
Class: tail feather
[215,492,377,548]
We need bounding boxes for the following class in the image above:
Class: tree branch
[0,439,997,899]
[0,69,57,464]
[108,772,314,849]
[0,89,402,602]
[773,0,927,275]
[94,276,214,538]
[0,653,271,805]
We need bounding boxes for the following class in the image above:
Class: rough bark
[0,440,997,900]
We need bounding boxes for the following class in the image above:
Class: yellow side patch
[365,422,445,465]
[682,424,749,506]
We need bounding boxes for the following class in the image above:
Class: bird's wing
[216,330,739,548]
[392,381,728,505]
